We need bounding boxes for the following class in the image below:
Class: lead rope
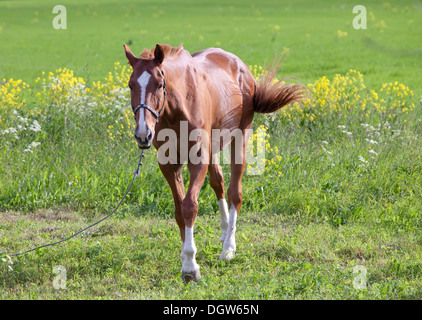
[5,150,145,258]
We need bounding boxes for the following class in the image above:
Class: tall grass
[1,65,420,222]
[1,63,421,299]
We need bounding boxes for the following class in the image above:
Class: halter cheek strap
[133,71,167,124]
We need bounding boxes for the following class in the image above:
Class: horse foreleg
[158,163,186,268]
[181,162,208,283]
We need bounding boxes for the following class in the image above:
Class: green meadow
[1,0,422,299]
[1,0,421,88]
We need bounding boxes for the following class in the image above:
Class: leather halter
[133,71,167,124]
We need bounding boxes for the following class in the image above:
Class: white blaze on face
[136,71,151,138]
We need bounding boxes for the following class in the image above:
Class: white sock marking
[181,226,200,273]
[218,198,229,242]
[220,204,237,261]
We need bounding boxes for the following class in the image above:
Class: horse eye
[128,83,132,90]
[158,83,163,90]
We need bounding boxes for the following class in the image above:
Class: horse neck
[161,57,193,123]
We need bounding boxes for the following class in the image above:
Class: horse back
[191,48,255,131]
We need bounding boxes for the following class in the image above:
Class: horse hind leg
[220,139,245,261]
[208,156,230,242]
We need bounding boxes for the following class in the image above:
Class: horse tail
[253,58,305,114]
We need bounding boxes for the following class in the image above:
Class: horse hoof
[182,270,201,283]
[219,250,236,261]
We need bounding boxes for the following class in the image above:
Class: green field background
[1,0,421,88]
[1,0,422,300]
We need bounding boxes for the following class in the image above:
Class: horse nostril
[134,130,153,144]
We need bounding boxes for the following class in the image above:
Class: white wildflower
[29,120,42,132]
[1,127,19,139]
[29,141,41,148]
[358,156,368,164]
[365,139,378,144]
[382,121,391,129]
[17,115,29,125]
[321,146,332,154]
[368,149,378,155]
[23,141,41,153]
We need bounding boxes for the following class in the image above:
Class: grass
[1,0,422,299]
[2,209,421,299]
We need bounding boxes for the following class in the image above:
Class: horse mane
[140,43,184,60]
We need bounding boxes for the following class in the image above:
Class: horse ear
[154,44,165,65]
[124,44,138,67]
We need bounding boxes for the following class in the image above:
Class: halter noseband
[133,71,167,124]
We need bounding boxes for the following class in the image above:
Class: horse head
[124,43,166,149]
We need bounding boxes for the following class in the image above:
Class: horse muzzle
[137,141,152,149]
[134,130,153,149]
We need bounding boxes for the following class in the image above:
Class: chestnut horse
[124,43,303,282]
